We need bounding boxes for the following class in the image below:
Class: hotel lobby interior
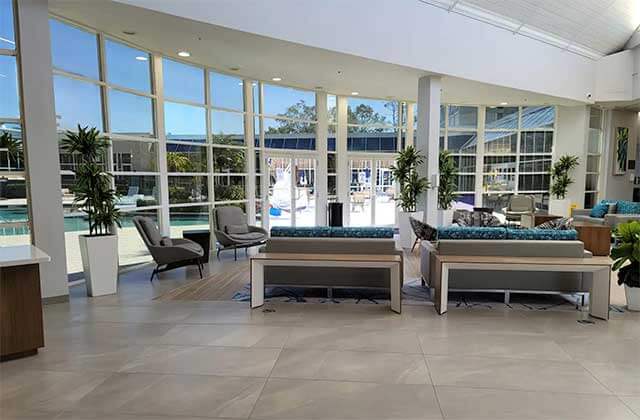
[2,0,640,419]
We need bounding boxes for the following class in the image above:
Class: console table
[0,245,51,361]
[250,253,402,313]
[431,254,611,320]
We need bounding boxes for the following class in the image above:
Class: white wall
[117,0,597,103]
[602,110,638,200]
[594,51,634,102]
[554,106,589,207]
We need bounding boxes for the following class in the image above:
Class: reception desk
[0,245,51,361]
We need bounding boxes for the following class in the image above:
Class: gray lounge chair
[502,195,536,225]
[213,206,268,260]
[132,216,205,281]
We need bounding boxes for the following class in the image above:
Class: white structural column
[315,92,328,225]
[416,76,441,225]
[336,96,350,225]
[244,80,256,224]
[406,104,415,148]
[15,0,69,300]
[152,55,171,236]
[555,106,589,207]
[474,106,486,206]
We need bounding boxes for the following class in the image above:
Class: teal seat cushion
[270,226,331,237]
[590,200,614,218]
[616,200,640,215]
[329,227,394,238]
[506,228,578,240]
[437,226,506,240]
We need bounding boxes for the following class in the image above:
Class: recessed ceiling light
[271,77,282,82]
[177,51,191,57]
[500,102,508,105]
[351,91,359,96]
[314,86,324,90]
[229,66,240,71]
[122,30,136,36]
[135,56,148,61]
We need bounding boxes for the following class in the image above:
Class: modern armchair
[213,206,268,260]
[502,195,536,226]
[133,216,204,281]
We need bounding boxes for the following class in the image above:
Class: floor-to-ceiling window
[0,0,30,246]
[585,107,603,208]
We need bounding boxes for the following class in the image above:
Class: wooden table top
[253,253,402,263]
[435,254,611,266]
[572,222,612,230]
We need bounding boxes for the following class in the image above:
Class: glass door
[267,156,292,227]
[349,158,397,227]
[349,159,372,226]
[294,158,316,226]
[266,155,316,227]
[374,159,396,226]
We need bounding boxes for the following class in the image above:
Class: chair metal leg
[411,238,419,253]
[217,248,221,259]
[197,261,203,279]
[234,247,237,261]
[149,266,158,282]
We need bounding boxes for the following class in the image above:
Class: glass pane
[214,175,246,201]
[62,176,89,274]
[164,101,206,143]
[169,206,210,237]
[483,174,515,191]
[0,56,19,118]
[253,82,259,115]
[328,95,337,123]
[485,106,518,129]
[53,75,103,131]
[585,174,599,191]
[589,108,602,130]
[210,72,244,111]
[484,131,517,154]
[328,125,337,151]
[112,140,157,172]
[267,157,291,227]
[522,106,555,129]
[584,192,598,209]
[49,19,99,80]
[0,0,15,50]
[162,58,204,103]
[264,117,316,150]
[255,200,262,226]
[0,175,30,246]
[211,110,245,146]
[520,131,553,154]
[452,155,475,173]
[256,175,262,198]
[115,175,159,207]
[105,39,151,93]
[483,193,512,213]
[439,105,445,129]
[519,155,552,172]
[0,122,24,171]
[531,193,550,212]
[328,153,336,173]
[263,84,316,119]
[447,131,477,153]
[168,175,208,204]
[328,175,336,196]
[347,126,396,152]
[456,175,475,192]
[349,159,372,226]
[294,158,315,227]
[453,193,475,211]
[213,147,245,173]
[518,174,550,191]
[347,98,398,126]
[483,155,516,173]
[588,129,602,154]
[375,159,396,226]
[108,89,154,137]
[118,209,157,267]
[448,106,477,129]
[586,155,600,173]
[167,143,208,173]
[214,202,246,213]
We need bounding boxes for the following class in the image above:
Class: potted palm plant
[549,155,579,217]
[61,125,121,296]
[438,150,458,226]
[390,146,430,248]
[611,221,640,311]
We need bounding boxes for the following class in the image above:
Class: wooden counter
[0,245,51,361]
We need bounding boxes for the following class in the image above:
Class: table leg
[432,261,449,315]
[589,267,610,320]
[250,260,264,309]
[390,263,401,314]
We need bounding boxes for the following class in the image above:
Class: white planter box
[549,199,571,218]
[79,234,119,297]
[625,285,640,311]
[398,210,423,249]
[437,209,455,227]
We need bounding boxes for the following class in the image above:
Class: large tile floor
[2,258,640,419]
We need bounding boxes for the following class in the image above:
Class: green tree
[0,131,23,169]
[266,100,316,134]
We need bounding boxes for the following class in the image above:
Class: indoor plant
[390,146,430,248]
[438,150,458,226]
[61,125,121,296]
[549,154,579,217]
[611,221,640,311]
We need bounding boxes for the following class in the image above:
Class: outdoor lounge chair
[213,206,268,260]
[502,195,536,226]
[132,216,205,281]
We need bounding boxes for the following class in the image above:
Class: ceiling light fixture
[351,91,359,96]
[500,102,508,105]
[135,56,148,61]
[271,77,282,82]
[122,30,136,36]
[177,51,191,57]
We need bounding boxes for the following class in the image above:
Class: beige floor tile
[555,336,640,363]
[436,386,638,420]
[581,361,640,396]
[157,324,290,347]
[620,396,640,417]
[419,333,571,360]
[251,378,443,419]
[119,344,280,377]
[271,348,430,384]
[72,305,196,324]
[427,356,611,394]
[284,327,422,353]
[59,414,220,420]
[73,372,265,418]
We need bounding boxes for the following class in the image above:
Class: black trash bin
[327,202,343,227]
